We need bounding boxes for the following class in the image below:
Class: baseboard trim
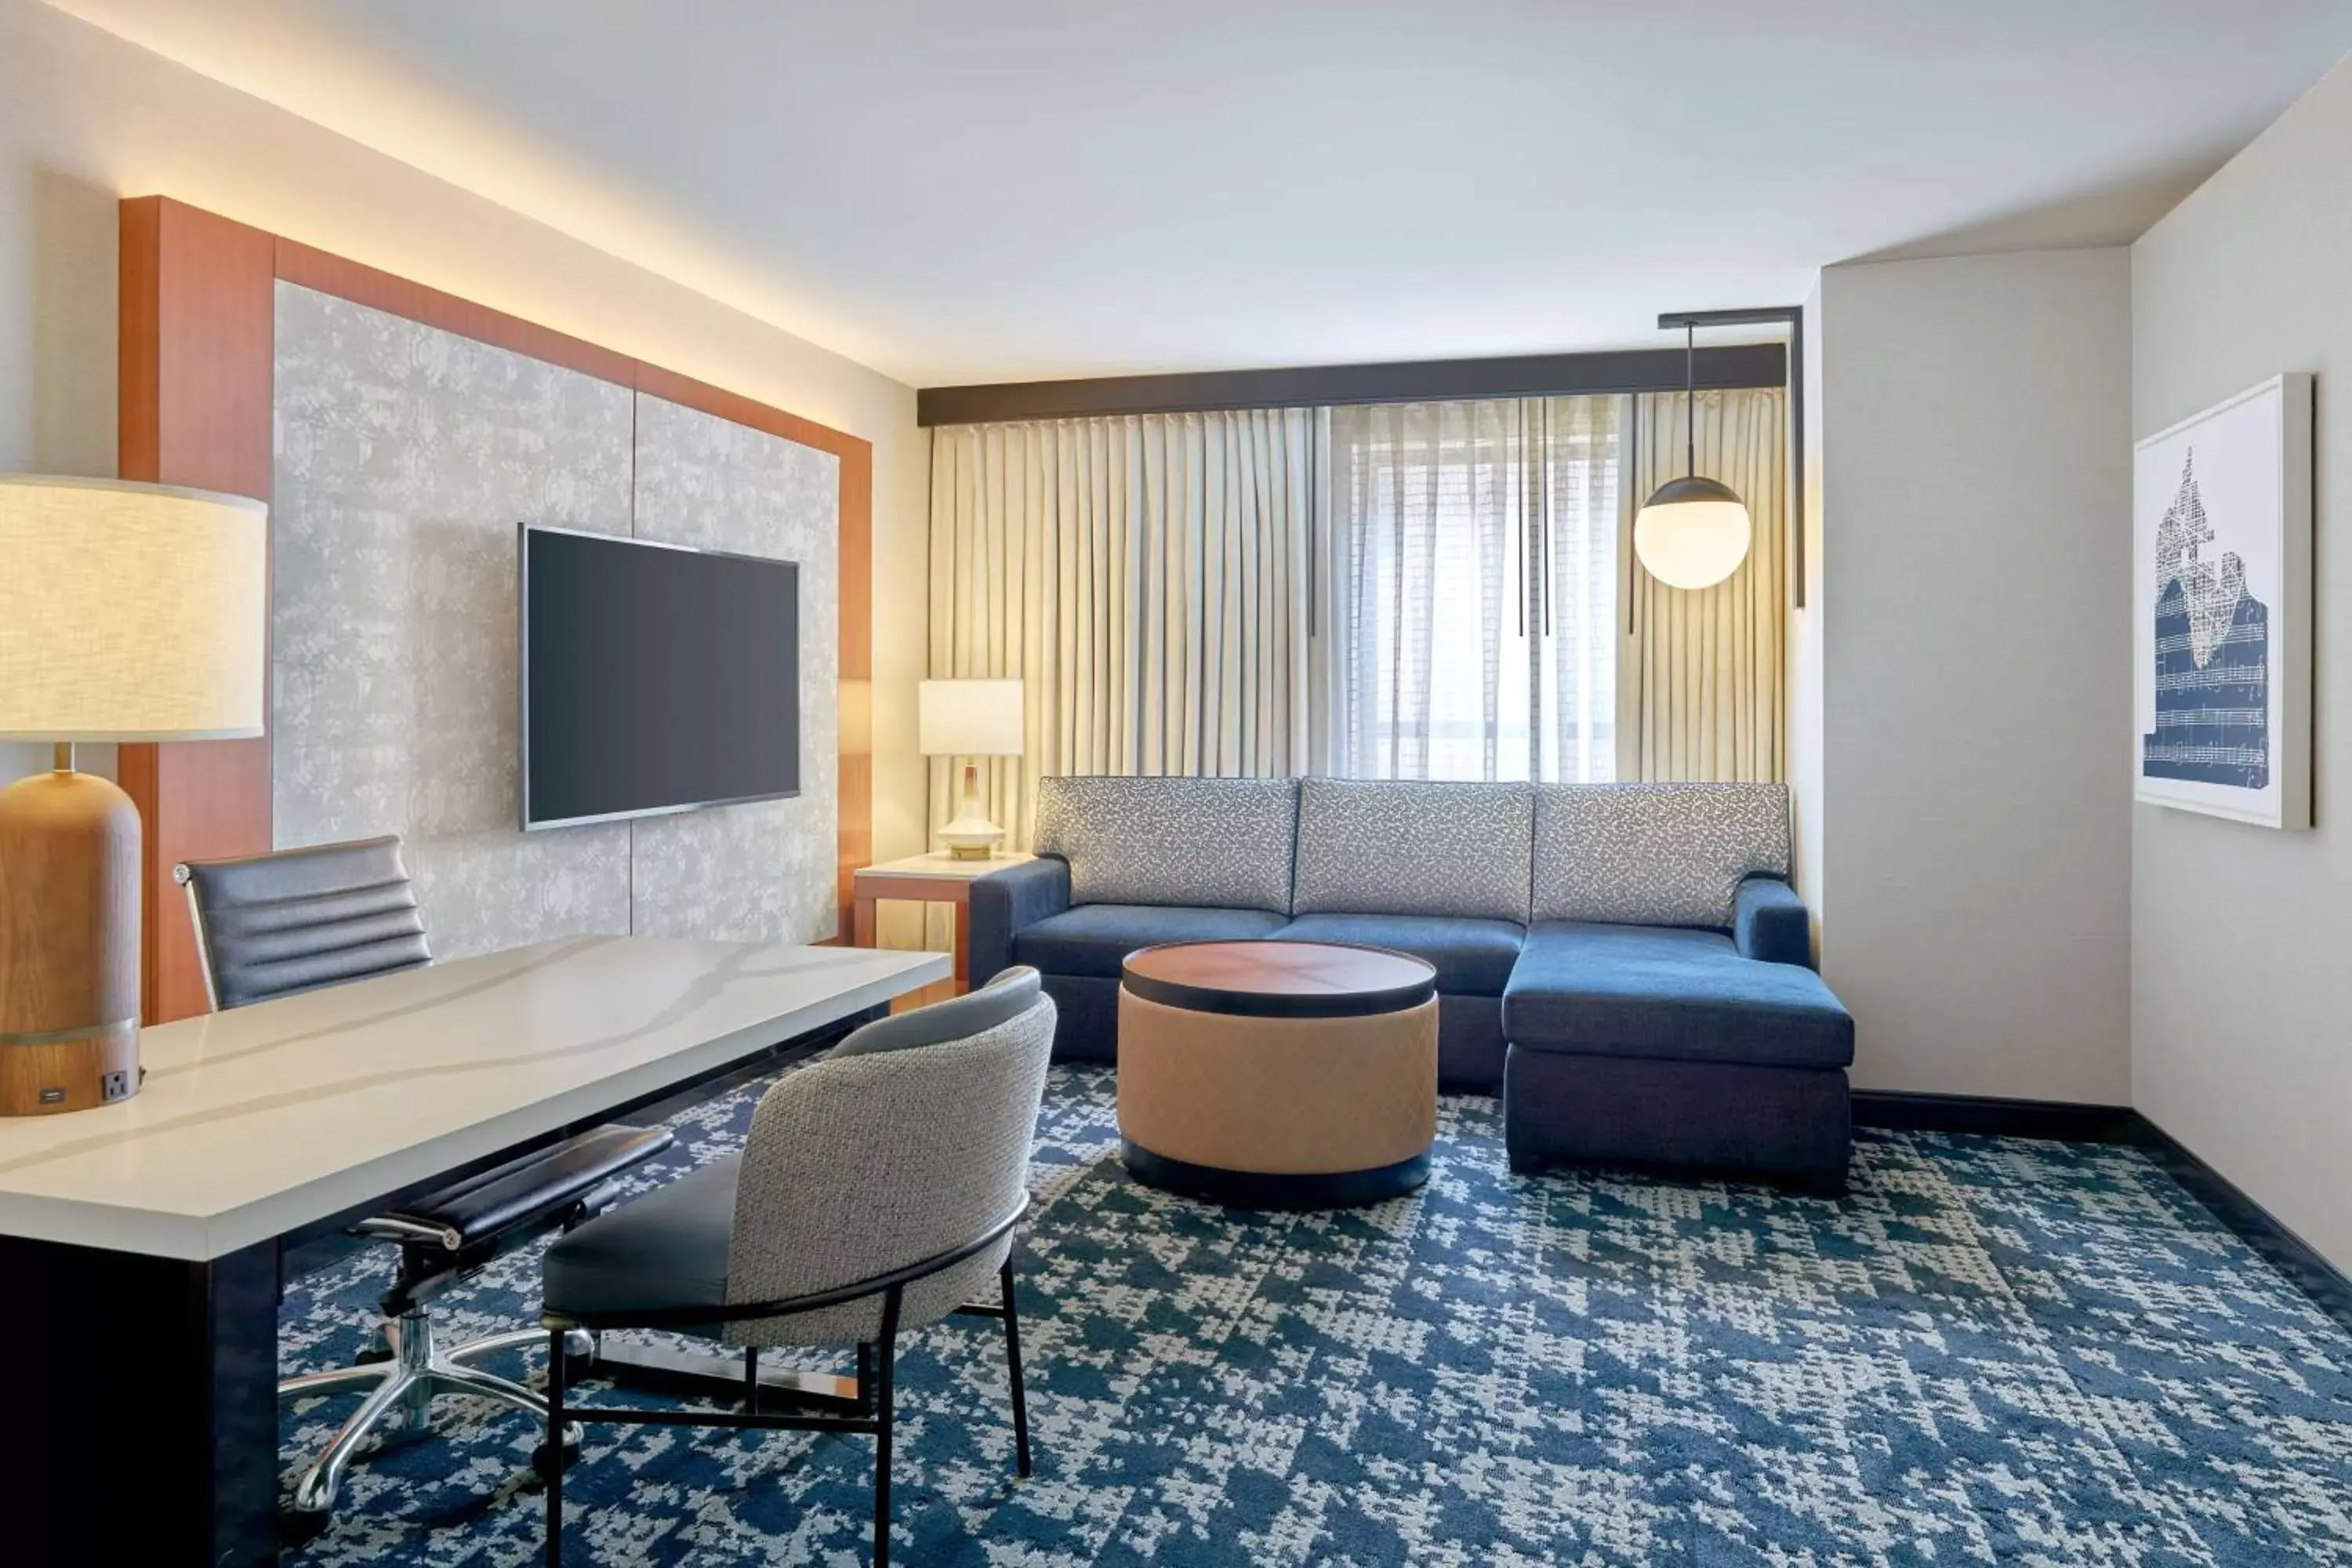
[2127,1114,2352,1336]
[1852,1089,2140,1144]
[1853,1088,2352,1335]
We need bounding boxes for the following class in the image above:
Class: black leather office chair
[175,835,673,1526]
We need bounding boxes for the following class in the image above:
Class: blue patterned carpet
[280,1066,2352,1566]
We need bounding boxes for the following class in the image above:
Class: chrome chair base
[282,1313,586,1516]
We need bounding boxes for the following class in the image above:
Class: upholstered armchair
[536,967,1058,1568]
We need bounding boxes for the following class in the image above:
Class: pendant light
[1633,323,1751,590]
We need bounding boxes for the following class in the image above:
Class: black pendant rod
[1683,324,1697,479]
[1656,304,1806,609]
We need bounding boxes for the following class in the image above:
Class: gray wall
[1817,249,2134,1104]
[273,282,840,954]
[2131,56,2352,1272]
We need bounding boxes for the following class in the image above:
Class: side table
[850,851,1036,995]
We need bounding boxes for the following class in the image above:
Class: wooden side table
[850,851,1036,995]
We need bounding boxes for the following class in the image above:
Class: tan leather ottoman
[1117,940,1439,1207]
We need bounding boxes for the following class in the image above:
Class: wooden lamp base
[0,757,143,1116]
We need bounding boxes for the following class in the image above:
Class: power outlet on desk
[102,1069,131,1102]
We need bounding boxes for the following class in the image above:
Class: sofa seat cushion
[1273,913,1524,996]
[1502,921,1853,1070]
[1013,904,1288,980]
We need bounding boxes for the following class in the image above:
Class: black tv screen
[521,526,800,829]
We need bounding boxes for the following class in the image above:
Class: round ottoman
[1117,940,1439,1207]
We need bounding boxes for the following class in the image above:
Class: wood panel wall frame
[118,196,874,1022]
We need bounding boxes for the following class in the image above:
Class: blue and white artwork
[2142,452,2268,788]
[2132,375,2312,829]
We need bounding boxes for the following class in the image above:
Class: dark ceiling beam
[916,343,1787,427]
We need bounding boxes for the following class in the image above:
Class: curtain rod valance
[916,343,1787,427]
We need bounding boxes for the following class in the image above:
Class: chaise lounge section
[967,775,1854,1185]
[1499,787,1853,1187]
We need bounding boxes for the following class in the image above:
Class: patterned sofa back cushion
[1033,775,1300,913]
[1532,783,1791,930]
[1291,779,1533,923]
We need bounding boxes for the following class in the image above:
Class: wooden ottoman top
[1121,940,1436,1018]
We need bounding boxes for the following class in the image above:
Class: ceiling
[49,1,2352,387]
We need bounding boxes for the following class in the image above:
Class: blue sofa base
[1041,973,1507,1092]
[1502,1044,1850,1190]
[1436,995,1506,1092]
[1041,975,1120,1065]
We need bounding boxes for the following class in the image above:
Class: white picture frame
[2132,373,2312,829]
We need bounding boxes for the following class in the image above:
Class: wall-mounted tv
[520,525,800,830]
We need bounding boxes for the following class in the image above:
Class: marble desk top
[0,936,948,1261]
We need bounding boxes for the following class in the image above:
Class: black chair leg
[544,1327,568,1567]
[1000,1262,1032,1479]
[873,1287,901,1568]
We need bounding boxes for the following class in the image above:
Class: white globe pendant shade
[1632,474,1751,590]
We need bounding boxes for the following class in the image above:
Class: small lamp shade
[0,475,267,1116]
[918,678,1024,757]
[1632,474,1751,590]
[0,475,269,740]
[918,679,1022,860]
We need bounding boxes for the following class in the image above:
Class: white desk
[0,935,949,1567]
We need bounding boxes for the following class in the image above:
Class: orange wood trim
[117,198,277,1025]
[275,238,642,390]
[847,874,975,905]
[631,363,871,463]
[833,441,874,938]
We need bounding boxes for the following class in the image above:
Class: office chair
[535,966,1055,1567]
[175,835,673,1526]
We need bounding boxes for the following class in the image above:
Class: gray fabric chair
[175,836,673,1525]
[538,967,1058,1568]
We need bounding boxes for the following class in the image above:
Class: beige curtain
[1619,387,1787,782]
[927,410,1313,848]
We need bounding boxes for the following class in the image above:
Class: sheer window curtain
[1619,387,1787,782]
[927,411,1313,849]
[1322,396,1621,782]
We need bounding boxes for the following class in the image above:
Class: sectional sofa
[967,776,1856,1188]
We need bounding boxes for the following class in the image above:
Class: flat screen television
[520,525,800,829]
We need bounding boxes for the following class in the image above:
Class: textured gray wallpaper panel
[271,282,841,958]
[628,392,840,944]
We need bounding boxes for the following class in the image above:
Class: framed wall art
[2132,372,2313,829]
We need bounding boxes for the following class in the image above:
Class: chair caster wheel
[278,1508,331,1548]
[532,1427,583,1481]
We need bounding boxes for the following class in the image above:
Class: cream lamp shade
[1632,476,1752,590]
[0,475,269,740]
[917,678,1023,858]
[918,678,1025,757]
[0,474,267,1116]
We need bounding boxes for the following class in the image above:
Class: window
[1327,397,1620,782]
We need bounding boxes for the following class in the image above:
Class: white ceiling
[49,0,2352,387]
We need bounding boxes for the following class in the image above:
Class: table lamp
[0,475,267,1115]
[918,678,1023,859]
